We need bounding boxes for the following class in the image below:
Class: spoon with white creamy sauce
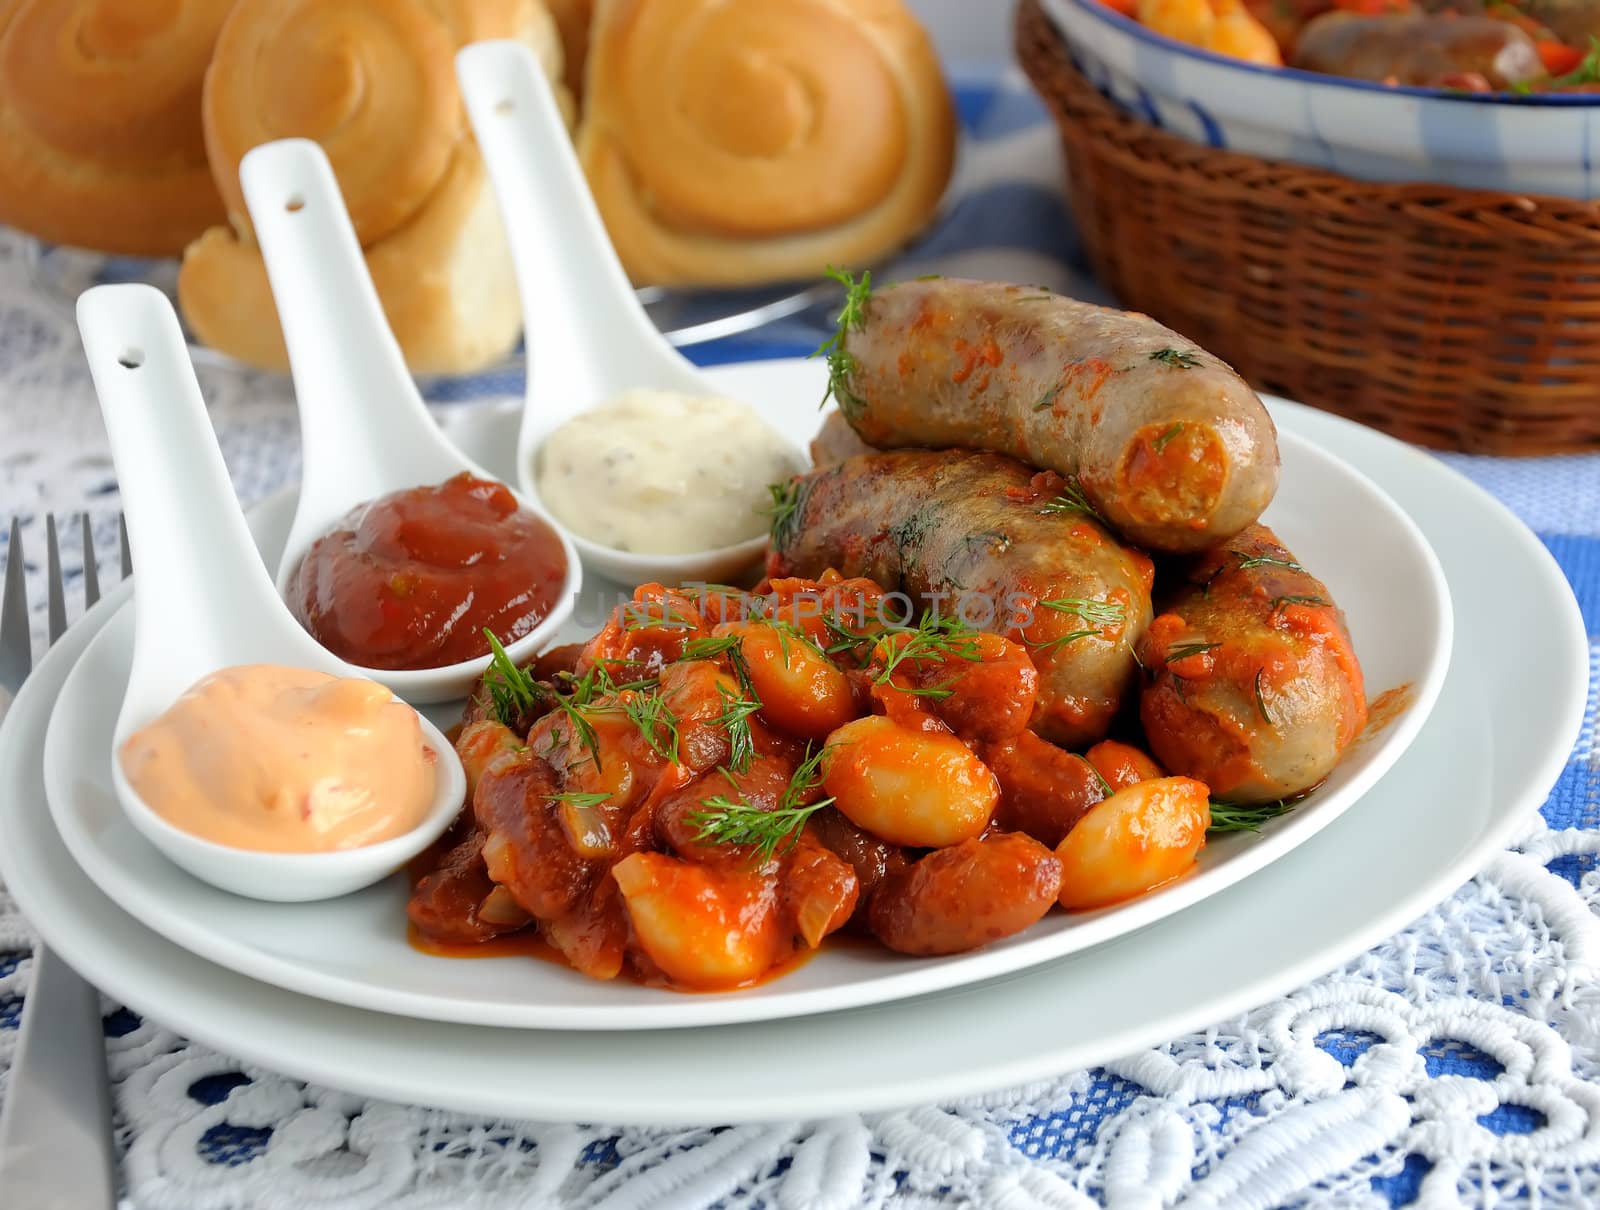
[77,284,466,902]
[241,138,581,703]
[457,40,808,585]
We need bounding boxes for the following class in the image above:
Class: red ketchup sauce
[289,473,566,670]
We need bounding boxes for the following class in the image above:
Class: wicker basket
[1016,0,1600,455]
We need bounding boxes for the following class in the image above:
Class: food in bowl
[120,665,438,852]
[534,388,804,555]
[287,472,568,671]
[1107,0,1600,92]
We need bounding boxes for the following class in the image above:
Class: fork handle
[0,945,118,1208]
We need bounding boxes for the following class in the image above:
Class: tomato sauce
[289,473,567,670]
[406,924,822,992]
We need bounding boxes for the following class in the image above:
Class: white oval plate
[0,397,1578,1122]
[35,361,1450,1031]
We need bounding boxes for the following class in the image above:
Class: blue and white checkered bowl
[1040,0,1600,199]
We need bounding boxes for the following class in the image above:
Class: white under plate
[0,396,1582,1123]
[37,362,1449,1031]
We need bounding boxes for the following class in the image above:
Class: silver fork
[0,514,120,1208]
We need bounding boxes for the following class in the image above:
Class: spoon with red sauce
[240,138,581,704]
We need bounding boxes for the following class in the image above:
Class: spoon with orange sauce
[76,284,466,902]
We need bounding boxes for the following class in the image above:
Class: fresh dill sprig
[820,610,878,660]
[714,682,762,773]
[550,694,601,770]
[1152,422,1184,453]
[757,615,826,667]
[1026,598,1126,653]
[547,789,611,810]
[680,633,756,695]
[1082,755,1114,798]
[1254,670,1274,725]
[1149,347,1202,369]
[894,677,960,700]
[688,797,831,865]
[812,267,873,419]
[1040,598,1125,625]
[480,629,545,727]
[1234,552,1305,573]
[1166,640,1221,663]
[1038,478,1105,524]
[1028,629,1100,653]
[872,612,983,685]
[1034,385,1060,411]
[686,744,836,864]
[1272,595,1330,613]
[559,663,624,707]
[763,480,804,549]
[1208,798,1294,834]
[601,690,680,765]
[622,603,699,632]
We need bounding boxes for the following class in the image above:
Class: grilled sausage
[828,278,1279,553]
[868,833,1063,955]
[406,830,527,946]
[811,409,880,467]
[768,449,1154,747]
[980,730,1107,848]
[1137,524,1368,803]
[1292,13,1543,89]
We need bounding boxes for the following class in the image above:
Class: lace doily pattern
[5,79,1600,1208]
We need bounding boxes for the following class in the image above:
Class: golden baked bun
[0,0,232,255]
[544,0,595,95]
[576,0,956,287]
[179,0,565,375]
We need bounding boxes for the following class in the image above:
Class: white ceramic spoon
[76,284,465,903]
[241,138,580,703]
[456,40,808,585]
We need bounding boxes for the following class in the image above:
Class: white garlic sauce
[535,389,804,554]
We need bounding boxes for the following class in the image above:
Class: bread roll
[0,0,231,255]
[178,0,565,375]
[576,0,956,287]
[545,0,595,94]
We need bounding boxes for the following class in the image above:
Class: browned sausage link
[768,449,1153,747]
[473,750,601,919]
[809,806,909,930]
[780,831,860,949]
[542,875,629,980]
[868,833,1063,956]
[1138,524,1369,803]
[532,642,585,682]
[653,753,798,867]
[461,670,553,737]
[980,731,1107,847]
[811,409,882,467]
[406,831,527,946]
[834,279,1279,553]
[1292,13,1543,89]
[657,659,738,773]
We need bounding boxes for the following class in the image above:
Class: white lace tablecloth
[4,77,1600,1210]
